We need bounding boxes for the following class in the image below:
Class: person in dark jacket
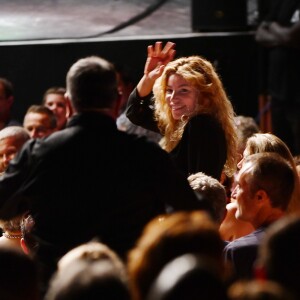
[126,41,237,180]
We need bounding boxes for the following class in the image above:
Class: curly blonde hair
[152,55,237,176]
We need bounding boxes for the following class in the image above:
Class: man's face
[232,162,258,223]
[0,137,18,173]
[23,112,54,139]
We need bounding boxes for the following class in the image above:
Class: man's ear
[64,92,74,116]
[255,189,268,203]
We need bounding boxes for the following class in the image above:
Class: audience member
[57,240,127,281]
[126,41,237,180]
[0,77,21,130]
[23,104,57,138]
[256,214,300,299]
[188,171,227,225]
[127,211,227,300]
[0,246,39,300]
[228,279,295,300]
[20,214,38,257]
[146,253,229,300]
[255,0,300,155]
[221,132,300,242]
[238,133,300,213]
[45,240,130,300]
[45,259,130,300]
[234,115,260,159]
[42,87,72,130]
[223,153,295,280]
[0,55,202,292]
[0,126,30,174]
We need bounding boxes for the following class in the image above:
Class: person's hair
[257,214,300,299]
[127,211,225,300]
[243,153,295,210]
[42,87,66,104]
[152,55,237,176]
[234,115,260,155]
[0,126,30,146]
[45,259,130,300]
[188,172,226,224]
[0,214,23,233]
[21,214,39,257]
[244,133,300,213]
[228,279,295,300]
[0,77,14,98]
[25,105,57,129]
[66,56,119,112]
[58,240,127,282]
[146,253,229,300]
[0,246,39,300]
[294,155,300,167]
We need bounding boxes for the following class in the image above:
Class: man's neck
[252,209,286,229]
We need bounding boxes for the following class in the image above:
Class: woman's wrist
[137,74,156,97]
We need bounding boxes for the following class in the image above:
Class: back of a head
[66,56,119,112]
[244,152,295,210]
[228,280,295,300]
[0,246,39,300]
[45,260,130,300]
[258,215,300,298]
[146,253,228,300]
[188,172,227,224]
[234,115,260,154]
[127,211,225,300]
[246,133,293,164]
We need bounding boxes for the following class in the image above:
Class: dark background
[0,0,260,123]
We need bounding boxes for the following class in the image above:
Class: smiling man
[223,152,295,280]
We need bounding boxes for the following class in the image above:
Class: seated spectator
[228,280,295,300]
[45,240,130,300]
[188,171,227,225]
[0,77,21,130]
[0,246,39,300]
[223,153,295,280]
[57,240,127,281]
[0,126,30,174]
[42,87,72,130]
[23,105,57,138]
[146,253,229,300]
[127,211,228,300]
[256,214,300,299]
[221,132,300,242]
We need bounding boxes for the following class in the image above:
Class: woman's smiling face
[166,74,199,120]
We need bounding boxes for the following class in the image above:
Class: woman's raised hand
[144,41,176,80]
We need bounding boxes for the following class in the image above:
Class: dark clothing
[256,0,300,154]
[0,112,202,266]
[126,88,227,179]
[223,227,266,280]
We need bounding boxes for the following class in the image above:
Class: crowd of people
[0,39,299,300]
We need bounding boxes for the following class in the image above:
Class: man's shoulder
[224,228,266,252]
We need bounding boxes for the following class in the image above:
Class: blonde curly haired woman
[126,41,237,180]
